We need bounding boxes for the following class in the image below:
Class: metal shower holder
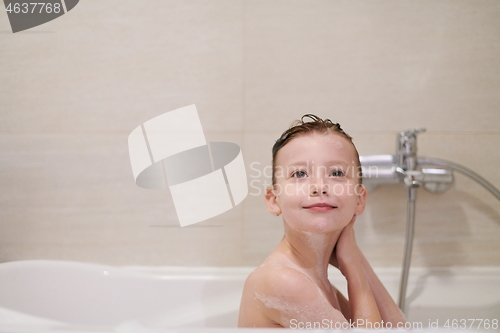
[360,128,500,315]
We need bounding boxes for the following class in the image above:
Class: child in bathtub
[238,115,406,329]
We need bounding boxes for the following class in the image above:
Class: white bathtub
[0,260,498,332]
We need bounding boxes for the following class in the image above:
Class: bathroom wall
[1,0,499,267]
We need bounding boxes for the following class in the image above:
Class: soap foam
[254,290,334,327]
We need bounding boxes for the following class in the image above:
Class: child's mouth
[303,203,337,212]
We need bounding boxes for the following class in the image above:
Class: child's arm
[333,217,406,327]
[358,249,406,326]
[335,217,382,328]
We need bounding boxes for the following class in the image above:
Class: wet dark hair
[271,114,362,185]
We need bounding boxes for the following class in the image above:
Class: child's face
[265,132,366,234]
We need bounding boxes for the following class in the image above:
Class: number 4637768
[444,319,498,330]
[5,3,62,14]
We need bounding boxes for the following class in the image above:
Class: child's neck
[280,225,341,288]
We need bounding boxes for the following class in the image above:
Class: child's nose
[309,177,329,196]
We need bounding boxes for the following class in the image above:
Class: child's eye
[331,170,345,177]
[292,170,308,178]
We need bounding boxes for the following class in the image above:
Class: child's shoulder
[245,254,320,302]
[239,256,319,327]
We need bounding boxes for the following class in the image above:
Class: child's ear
[264,187,282,216]
[355,184,367,215]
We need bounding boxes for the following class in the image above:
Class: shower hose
[398,157,500,314]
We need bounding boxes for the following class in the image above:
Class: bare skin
[238,133,405,328]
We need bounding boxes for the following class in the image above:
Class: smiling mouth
[303,203,337,211]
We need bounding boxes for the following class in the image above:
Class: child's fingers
[334,213,360,269]
[338,215,358,249]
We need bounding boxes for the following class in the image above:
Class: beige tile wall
[1,0,499,267]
